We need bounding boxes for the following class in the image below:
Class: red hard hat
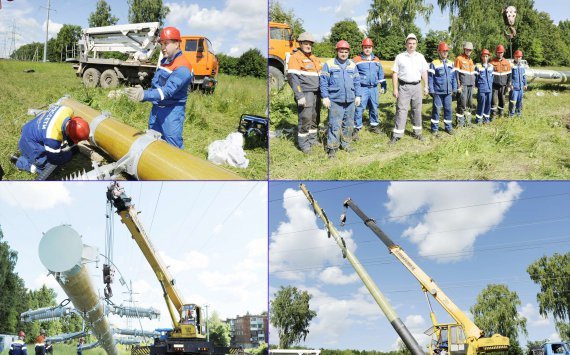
[514,50,523,57]
[336,40,350,50]
[496,44,505,53]
[160,27,181,42]
[18,331,25,337]
[481,49,491,56]
[362,38,373,47]
[66,116,90,144]
[438,42,449,51]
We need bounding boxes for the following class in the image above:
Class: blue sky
[0,181,267,332]
[269,181,570,351]
[0,0,267,58]
[273,0,570,42]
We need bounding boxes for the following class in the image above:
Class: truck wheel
[100,69,119,89]
[269,66,285,89]
[83,68,101,88]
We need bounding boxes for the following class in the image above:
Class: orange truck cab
[180,35,219,92]
[269,22,299,88]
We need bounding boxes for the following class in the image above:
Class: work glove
[457,86,463,94]
[125,85,144,102]
[322,97,331,109]
[380,88,386,95]
[355,97,361,107]
[297,96,306,107]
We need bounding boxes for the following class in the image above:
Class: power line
[269,182,372,202]
[270,191,570,237]
[148,182,163,236]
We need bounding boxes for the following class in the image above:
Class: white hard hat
[463,42,474,50]
[405,33,417,42]
[298,32,315,43]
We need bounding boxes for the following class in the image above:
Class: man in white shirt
[389,33,429,144]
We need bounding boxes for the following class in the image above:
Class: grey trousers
[297,91,321,150]
[393,83,423,138]
[456,85,473,126]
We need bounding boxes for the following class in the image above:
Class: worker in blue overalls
[126,26,193,149]
[475,49,494,124]
[12,105,90,174]
[509,49,527,117]
[352,37,387,139]
[428,41,457,136]
[320,40,362,159]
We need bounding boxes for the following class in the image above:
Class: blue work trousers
[354,86,379,129]
[430,94,453,132]
[327,101,354,151]
[149,104,186,149]
[476,91,492,123]
[509,90,523,117]
[16,138,48,173]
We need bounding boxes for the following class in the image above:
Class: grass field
[269,74,570,180]
[0,60,267,180]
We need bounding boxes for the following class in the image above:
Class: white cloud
[165,0,266,56]
[334,0,363,17]
[0,182,72,209]
[319,266,359,285]
[385,182,523,262]
[520,303,550,327]
[548,332,561,342]
[33,272,61,291]
[158,250,209,274]
[269,188,357,281]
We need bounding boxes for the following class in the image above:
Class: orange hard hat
[496,44,505,53]
[18,331,25,337]
[336,40,350,50]
[160,27,181,42]
[438,42,449,51]
[362,38,373,47]
[66,116,90,144]
[481,49,491,56]
[514,50,523,57]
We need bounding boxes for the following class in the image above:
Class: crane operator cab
[426,323,467,355]
[180,305,198,327]
[172,304,203,339]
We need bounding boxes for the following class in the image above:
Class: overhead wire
[148,182,163,236]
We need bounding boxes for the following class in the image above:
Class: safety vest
[454,53,475,86]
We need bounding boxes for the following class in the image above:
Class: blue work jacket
[143,50,193,106]
[511,63,527,91]
[428,58,457,95]
[475,63,494,93]
[319,58,361,103]
[353,53,387,90]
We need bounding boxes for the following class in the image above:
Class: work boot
[353,129,360,141]
[446,129,455,135]
[412,133,425,141]
[369,125,381,134]
[431,130,440,138]
[388,136,400,145]
[300,146,312,154]
[9,154,19,164]
[327,149,337,159]
[343,146,355,153]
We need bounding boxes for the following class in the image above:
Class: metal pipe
[299,184,425,355]
[58,97,243,180]
[39,225,119,355]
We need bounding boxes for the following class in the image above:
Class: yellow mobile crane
[106,183,221,355]
[340,198,510,355]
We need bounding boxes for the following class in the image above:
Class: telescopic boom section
[342,198,510,354]
[106,183,203,339]
[299,184,425,355]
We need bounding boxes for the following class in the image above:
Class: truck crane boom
[341,198,510,355]
[106,182,211,355]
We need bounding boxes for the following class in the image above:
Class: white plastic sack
[207,132,249,168]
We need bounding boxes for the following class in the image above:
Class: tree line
[10,0,266,79]
[270,0,570,67]
[270,252,570,352]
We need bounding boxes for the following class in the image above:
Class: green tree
[88,0,119,27]
[270,286,317,348]
[0,226,28,333]
[217,53,239,76]
[54,24,82,62]
[329,19,363,58]
[424,30,452,62]
[366,0,432,59]
[237,48,266,78]
[269,1,305,38]
[527,252,570,341]
[471,284,527,355]
[249,342,268,355]
[312,38,335,58]
[128,0,170,27]
[208,311,230,347]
